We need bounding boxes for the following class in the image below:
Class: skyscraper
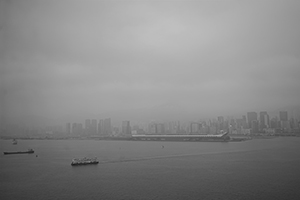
[217,116,224,130]
[77,123,83,136]
[217,116,224,123]
[270,117,278,129]
[72,123,77,135]
[236,118,244,129]
[122,121,131,136]
[251,120,259,133]
[279,111,288,121]
[280,111,289,132]
[168,121,180,134]
[148,122,156,134]
[85,119,91,135]
[91,119,97,135]
[156,123,165,134]
[259,111,269,131]
[190,122,201,134]
[247,112,257,129]
[66,123,71,135]
[98,119,104,135]
[104,118,112,136]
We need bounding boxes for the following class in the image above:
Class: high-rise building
[281,121,290,132]
[71,123,83,136]
[66,123,71,135]
[85,119,91,135]
[242,115,248,128]
[230,118,236,130]
[171,121,180,134]
[247,112,257,129]
[77,123,83,135]
[280,111,288,121]
[97,118,111,136]
[72,123,77,135]
[122,121,131,136]
[289,118,295,129]
[104,118,112,136]
[217,116,224,130]
[156,123,165,134]
[91,119,97,135]
[98,119,104,135]
[217,116,224,123]
[251,120,259,134]
[270,117,278,129]
[236,118,244,129]
[259,111,269,131]
[190,122,201,134]
[148,122,156,134]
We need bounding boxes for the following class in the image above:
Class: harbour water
[1,137,300,200]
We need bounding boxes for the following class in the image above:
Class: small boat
[71,157,99,166]
[12,139,17,145]
[3,148,34,155]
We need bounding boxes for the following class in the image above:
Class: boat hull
[3,150,34,155]
[71,161,99,166]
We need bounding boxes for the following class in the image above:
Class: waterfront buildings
[190,122,201,134]
[85,119,91,135]
[98,118,112,136]
[72,123,77,135]
[259,111,270,131]
[71,123,83,136]
[104,118,112,136]
[122,121,131,136]
[165,121,180,134]
[58,109,300,138]
[6,109,297,139]
[91,119,97,135]
[217,116,224,130]
[66,123,71,135]
[98,119,104,136]
[247,112,258,130]
[280,111,288,121]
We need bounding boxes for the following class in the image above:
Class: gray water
[1,138,300,200]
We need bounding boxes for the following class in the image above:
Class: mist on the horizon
[1,0,300,127]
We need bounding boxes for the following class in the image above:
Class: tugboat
[71,157,99,166]
[3,148,34,155]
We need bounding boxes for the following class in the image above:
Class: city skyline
[3,108,298,137]
[2,104,300,131]
[62,109,300,138]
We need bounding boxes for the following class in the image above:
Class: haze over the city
[1,0,300,126]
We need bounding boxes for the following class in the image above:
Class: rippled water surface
[1,138,300,200]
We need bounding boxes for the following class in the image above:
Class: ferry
[71,157,99,166]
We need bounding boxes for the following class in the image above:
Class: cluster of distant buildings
[227,111,299,136]
[66,119,132,137]
[64,111,300,138]
[1,110,299,139]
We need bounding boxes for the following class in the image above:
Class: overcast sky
[1,0,300,125]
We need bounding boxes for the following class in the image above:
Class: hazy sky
[1,0,300,125]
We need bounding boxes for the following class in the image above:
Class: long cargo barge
[3,148,34,155]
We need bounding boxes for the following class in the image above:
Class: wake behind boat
[3,148,34,155]
[71,157,99,166]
